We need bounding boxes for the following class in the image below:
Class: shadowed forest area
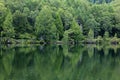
[0,0,120,44]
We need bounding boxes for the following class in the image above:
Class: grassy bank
[0,38,45,44]
[83,37,120,45]
[1,37,120,45]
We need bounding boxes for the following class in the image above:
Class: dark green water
[0,44,120,80]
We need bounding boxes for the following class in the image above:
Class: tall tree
[35,6,58,42]
[2,10,15,38]
[0,2,7,37]
[55,13,64,40]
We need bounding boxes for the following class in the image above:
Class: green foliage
[13,10,33,38]
[62,19,83,43]
[62,31,69,44]
[96,35,103,43]
[54,13,64,40]
[70,19,84,41]
[84,18,100,37]
[0,2,7,34]
[58,9,73,31]
[88,29,94,40]
[0,0,120,43]
[104,31,109,39]
[35,6,57,42]
[3,10,15,38]
[19,33,36,39]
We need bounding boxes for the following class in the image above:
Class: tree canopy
[0,0,120,43]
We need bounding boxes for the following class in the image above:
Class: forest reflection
[0,44,120,80]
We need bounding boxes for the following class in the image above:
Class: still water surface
[0,44,120,80]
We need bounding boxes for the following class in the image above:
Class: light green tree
[55,13,64,40]
[63,19,83,43]
[70,19,83,41]
[35,6,58,42]
[0,2,7,37]
[88,29,94,40]
[3,10,15,38]
[104,31,109,40]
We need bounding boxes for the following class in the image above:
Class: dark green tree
[13,10,33,38]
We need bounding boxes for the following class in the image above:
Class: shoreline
[0,38,120,45]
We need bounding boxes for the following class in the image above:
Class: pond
[0,44,120,80]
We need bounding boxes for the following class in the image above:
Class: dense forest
[0,0,120,44]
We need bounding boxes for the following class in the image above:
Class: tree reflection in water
[0,44,120,80]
